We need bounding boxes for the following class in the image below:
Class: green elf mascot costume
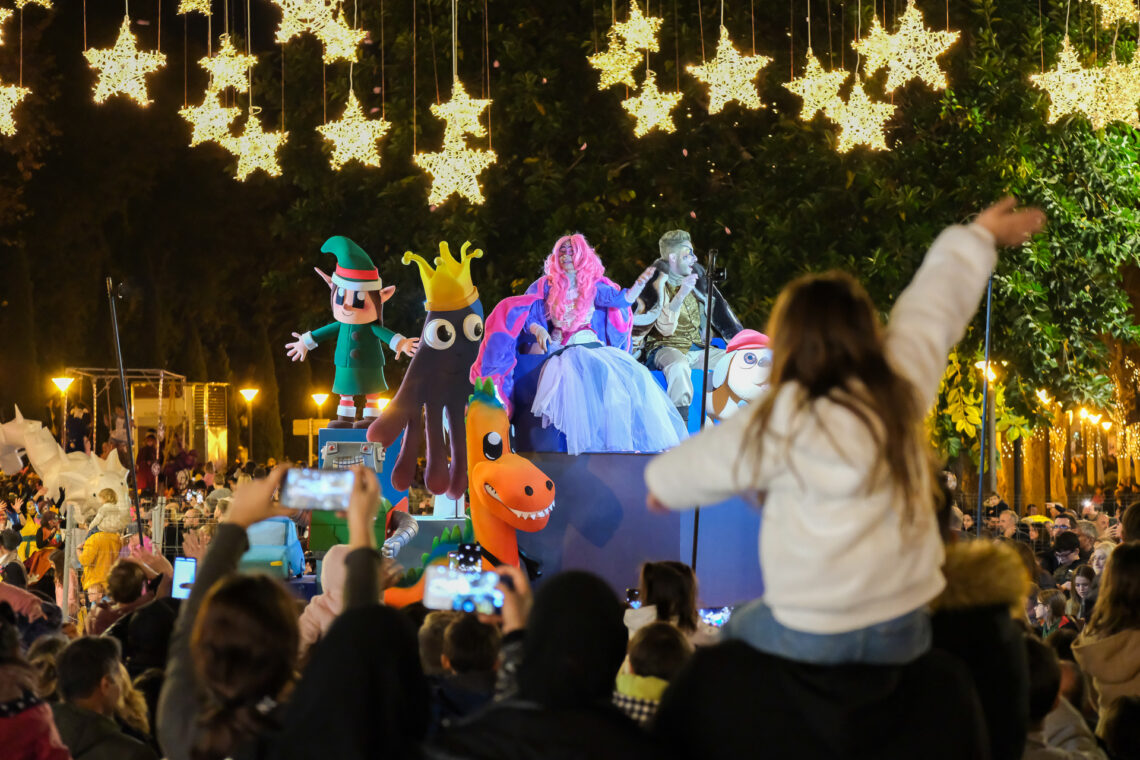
[286,236,419,428]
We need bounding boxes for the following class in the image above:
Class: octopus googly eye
[463,313,484,342]
[483,431,503,461]
[423,318,456,349]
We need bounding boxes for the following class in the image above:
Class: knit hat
[322,236,383,292]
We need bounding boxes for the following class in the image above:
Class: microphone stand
[975,276,994,538]
[691,248,718,571]
[106,278,145,539]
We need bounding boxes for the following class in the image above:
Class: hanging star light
[785,48,847,121]
[177,0,212,15]
[853,1,959,91]
[1090,0,1139,27]
[431,79,492,144]
[14,0,51,9]
[317,90,391,169]
[588,29,641,89]
[0,9,12,45]
[200,35,257,92]
[621,69,682,136]
[832,75,896,152]
[612,1,663,52]
[223,110,288,180]
[1091,54,1140,128]
[85,16,168,106]
[179,88,240,146]
[0,79,30,136]
[271,0,365,64]
[415,140,498,205]
[687,25,772,113]
[1030,36,1100,125]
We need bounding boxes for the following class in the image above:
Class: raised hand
[225,465,291,529]
[347,465,382,550]
[530,324,551,353]
[286,332,310,362]
[975,197,1046,247]
[396,337,420,359]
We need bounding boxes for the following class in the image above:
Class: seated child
[86,488,130,536]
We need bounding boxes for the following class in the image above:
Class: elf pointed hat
[403,240,483,311]
[322,236,384,292]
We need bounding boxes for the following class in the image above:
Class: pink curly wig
[544,234,605,333]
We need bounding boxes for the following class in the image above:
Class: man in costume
[634,230,744,418]
[285,236,419,428]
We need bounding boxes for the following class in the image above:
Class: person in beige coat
[1073,542,1140,736]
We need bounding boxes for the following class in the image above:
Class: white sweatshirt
[645,224,997,635]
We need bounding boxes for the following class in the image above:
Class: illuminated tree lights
[317,90,392,170]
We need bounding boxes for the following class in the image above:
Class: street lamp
[309,393,329,466]
[239,388,259,463]
[51,376,74,450]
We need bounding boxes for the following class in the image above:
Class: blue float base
[518,452,763,608]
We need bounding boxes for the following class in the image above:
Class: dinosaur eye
[509,425,517,454]
[483,431,503,461]
[423,319,456,349]
[463,313,484,342]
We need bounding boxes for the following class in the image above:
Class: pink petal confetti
[542,78,548,84]
[137,19,151,25]
[682,148,688,157]
[689,211,697,219]
[370,107,380,114]
[429,205,438,212]
[372,86,382,94]
[493,60,500,68]
[724,227,731,234]
[580,143,587,151]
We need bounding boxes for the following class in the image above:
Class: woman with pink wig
[477,234,686,454]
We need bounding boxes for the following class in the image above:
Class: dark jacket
[430,670,496,735]
[652,640,989,760]
[931,540,1030,760]
[51,702,157,760]
[157,523,428,760]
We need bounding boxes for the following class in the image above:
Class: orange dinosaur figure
[384,379,555,606]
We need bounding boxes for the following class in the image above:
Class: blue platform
[517,452,763,608]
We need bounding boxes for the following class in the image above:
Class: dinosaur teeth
[508,501,555,521]
[484,483,504,504]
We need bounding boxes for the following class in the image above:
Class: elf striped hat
[321,236,383,291]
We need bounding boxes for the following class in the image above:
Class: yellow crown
[403,240,483,312]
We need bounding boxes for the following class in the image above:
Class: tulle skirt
[531,344,687,455]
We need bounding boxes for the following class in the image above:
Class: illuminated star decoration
[612,2,663,52]
[179,89,240,146]
[588,29,641,89]
[317,90,391,170]
[177,0,212,15]
[13,0,51,9]
[1090,54,1140,129]
[0,9,12,45]
[85,16,168,106]
[271,0,366,64]
[431,79,491,143]
[832,75,896,152]
[621,69,682,136]
[1029,36,1100,125]
[414,78,497,205]
[1090,0,1139,26]
[223,110,288,180]
[853,1,959,91]
[200,35,257,92]
[0,79,30,136]
[688,24,772,113]
[785,48,847,121]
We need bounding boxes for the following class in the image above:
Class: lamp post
[239,388,259,463]
[310,393,329,466]
[51,377,74,450]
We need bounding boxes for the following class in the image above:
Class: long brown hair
[1084,543,1140,638]
[190,574,300,760]
[640,561,699,632]
[742,271,927,522]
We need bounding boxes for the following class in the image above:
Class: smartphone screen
[278,468,355,511]
[422,566,503,615]
[172,557,197,600]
